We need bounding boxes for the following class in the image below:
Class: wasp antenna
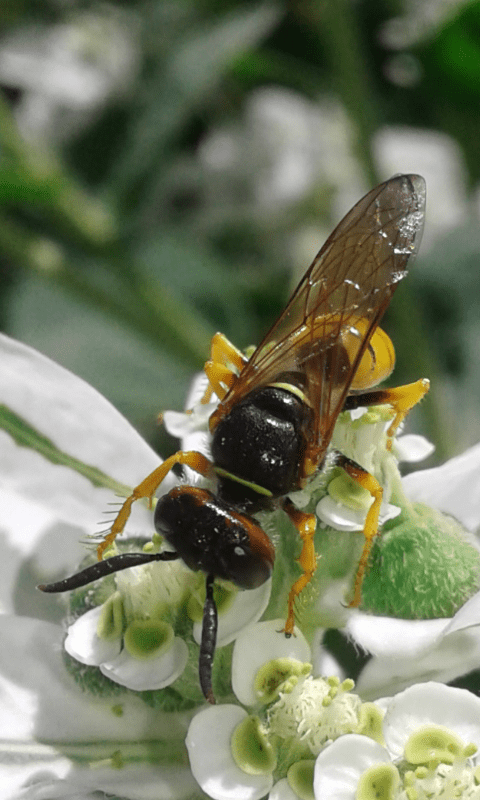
[199,574,218,704]
[38,551,180,593]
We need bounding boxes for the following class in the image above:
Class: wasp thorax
[211,386,311,497]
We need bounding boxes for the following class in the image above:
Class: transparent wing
[220,174,425,453]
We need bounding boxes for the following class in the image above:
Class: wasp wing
[220,174,425,455]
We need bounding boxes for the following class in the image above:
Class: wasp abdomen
[211,386,310,497]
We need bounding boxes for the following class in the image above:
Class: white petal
[184,372,214,409]
[25,764,198,800]
[269,778,300,800]
[316,497,400,532]
[65,606,121,666]
[403,441,480,531]
[162,407,213,437]
[313,735,391,800]
[355,629,480,701]
[395,434,435,462]
[346,611,449,657]
[0,615,191,742]
[0,755,72,800]
[163,372,217,472]
[0,333,162,485]
[232,619,311,706]
[313,642,345,683]
[193,580,272,648]
[99,638,189,690]
[0,335,170,587]
[382,682,480,759]
[186,705,273,800]
[443,590,480,635]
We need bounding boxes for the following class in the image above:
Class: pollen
[266,675,362,755]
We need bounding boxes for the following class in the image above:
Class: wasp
[40,174,428,704]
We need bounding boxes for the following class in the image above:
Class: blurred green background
[1,0,480,464]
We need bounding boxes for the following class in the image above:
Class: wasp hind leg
[201,332,247,404]
[282,498,318,636]
[333,453,383,608]
[97,451,214,559]
[344,378,430,447]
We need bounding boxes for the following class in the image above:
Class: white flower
[314,682,480,800]
[64,561,271,692]
[186,620,312,799]
[374,126,468,250]
[0,334,269,796]
[0,610,198,800]
[0,9,138,141]
[186,621,378,800]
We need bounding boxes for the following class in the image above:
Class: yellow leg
[344,378,430,448]
[335,454,383,607]
[204,361,237,402]
[98,451,214,559]
[282,499,318,635]
[200,332,247,404]
[384,378,430,442]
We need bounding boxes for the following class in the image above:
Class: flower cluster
[186,621,480,800]
[314,683,480,800]
[2,332,480,799]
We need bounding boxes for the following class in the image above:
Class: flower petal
[346,612,449,658]
[382,682,480,759]
[100,637,189,690]
[269,778,300,800]
[403,441,480,531]
[313,735,391,800]
[0,335,170,597]
[0,333,163,486]
[193,580,272,648]
[232,620,311,706]
[65,606,122,666]
[316,497,400,532]
[355,629,480,700]
[395,434,435,462]
[186,705,273,800]
[443,590,480,635]
[0,615,196,799]
[23,764,198,800]
[0,615,190,741]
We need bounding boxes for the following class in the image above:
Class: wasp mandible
[40,174,428,703]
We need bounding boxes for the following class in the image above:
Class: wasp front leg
[200,332,248,404]
[97,451,215,559]
[344,378,430,446]
[282,498,318,636]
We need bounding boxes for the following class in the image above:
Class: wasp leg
[199,573,218,704]
[333,453,383,608]
[282,498,318,636]
[201,332,247,404]
[344,378,430,447]
[97,451,214,559]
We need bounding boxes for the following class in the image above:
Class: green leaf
[0,404,131,496]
